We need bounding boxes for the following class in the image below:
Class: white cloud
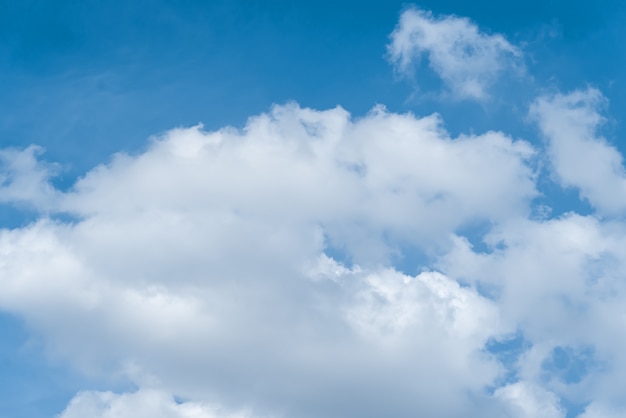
[1,225,507,417]
[0,103,539,417]
[346,269,500,345]
[530,88,626,215]
[387,7,522,100]
[55,104,537,265]
[439,213,626,411]
[4,94,626,417]
[0,145,60,210]
[58,389,256,418]
[494,382,565,418]
[578,403,626,418]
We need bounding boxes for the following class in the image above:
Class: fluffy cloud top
[387,7,522,100]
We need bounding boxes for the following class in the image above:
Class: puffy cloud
[55,103,537,265]
[387,7,522,100]
[0,103,539,417]
[530,88,626,215]
[1,225,506,417]
[3,60,625,418]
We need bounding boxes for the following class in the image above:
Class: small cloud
[0,145,60,211]
[387,7,523,101]
[530,88,626,215]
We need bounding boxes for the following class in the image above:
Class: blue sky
[2,1,626,417]
[2,0,625,169]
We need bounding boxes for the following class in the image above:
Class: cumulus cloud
[0,103,540,417]
[2,92,624,418]
[55,104,537,265]
[387,7,523,100]
[530,88,626,215]
[5,92,625,418]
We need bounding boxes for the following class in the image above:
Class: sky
[1,0,626,417]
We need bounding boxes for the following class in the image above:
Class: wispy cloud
[530,88,626,215]
[387,7,523,101]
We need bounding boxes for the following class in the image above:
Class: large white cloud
[387,7,523,100]
[0,103,540,417]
